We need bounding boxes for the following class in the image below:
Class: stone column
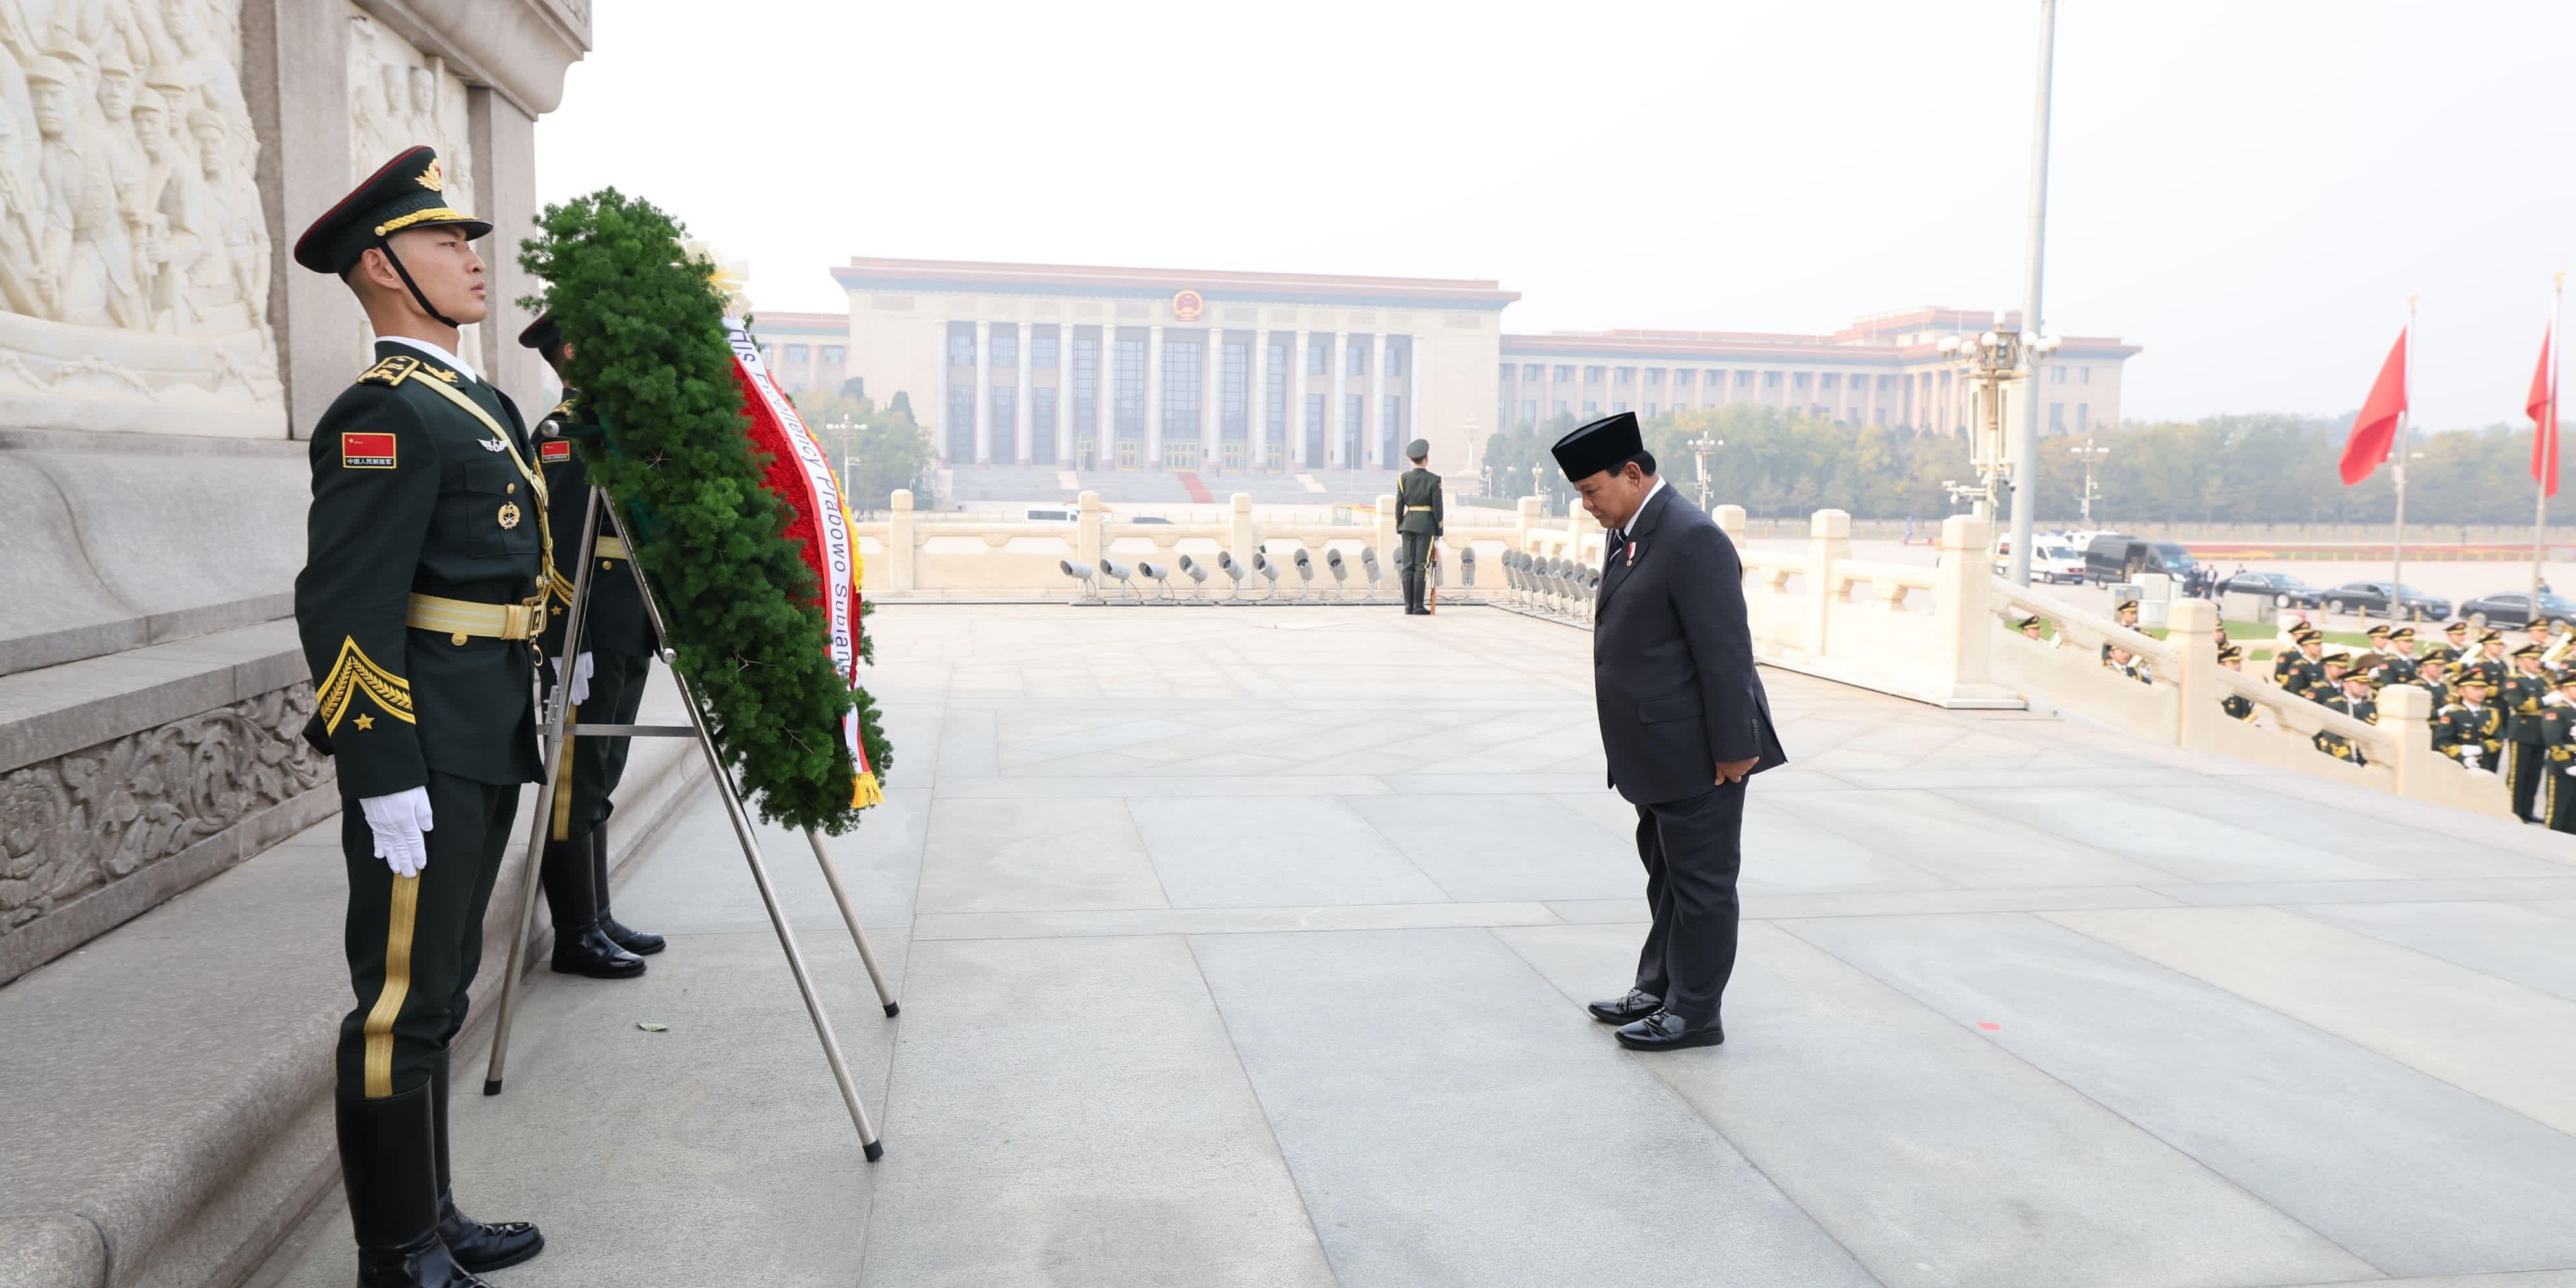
[246,0,359,436]
[888,489,918,592]
[1203,328,1221,466]
[1516,495,1540,551]
[1250,328,1271,470]
[2169,596,2219,749]
[1937,515,1995,697]
[1292,330,1311,468]
[1077,489,1103,570]
[973,319,992,466]
[1375,495,1399,572]
[1230,492,1256,570]
[1058,322,1075,466]
[1714,504,1746,543]
[1369,334,1388,469]
[1014,323,1033,465]
[467,89,543,402]
[2382,684,2439,800]
[1806,509,1852,661]
[1097,325,1117,467]
[1329,332,1347,467]
[1146,324,1164,469]
[1408,334,1424,458]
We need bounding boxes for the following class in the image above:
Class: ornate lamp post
[1936,323,2059,525]
[1530,461,1547,515]
[1689,432,1724,511]
[2070,435,2108,526]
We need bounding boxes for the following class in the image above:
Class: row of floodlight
[1496,549,1599,620]
[1058,546,1480,605]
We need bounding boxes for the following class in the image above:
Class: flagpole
[2394,295,2414,620]
[2537,272,2562,612]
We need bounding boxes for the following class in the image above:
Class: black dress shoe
[550,923,645,979]
[438,1195,544,1274]
[591,827,665,955]
[1587,989,1662,1025]
[1615,1009,1725,1051]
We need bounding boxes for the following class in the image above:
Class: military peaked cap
[2515,643,2545,658]
[518,311,563,352]
[1551,412,1642,481]
[1406,438,1430,460]
[2217,645,2243,662]
[2391,627,2416,640]
[293,146,489,275]
[2116,599,2140,613]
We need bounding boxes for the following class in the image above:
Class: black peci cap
[518,312,563,351]
[293,146,489,275]
[1551,411,1643,481]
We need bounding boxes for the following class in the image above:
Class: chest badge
[497,501,522,530]
[480,438,508,453]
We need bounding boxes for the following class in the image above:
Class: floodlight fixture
[1137,559,1171,599]
[1358,546,1383,600]
[1459,548,1477,589]
[1099,557,1140,602]
[1324,548,1350,601]
[1177,554,1210,601]
[1058,558,1099,603]
[1252,550,1284,601]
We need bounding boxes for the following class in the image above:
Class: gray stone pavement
[253,605,2576,1288]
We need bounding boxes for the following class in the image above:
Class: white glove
[551,651,594,707]
[2461,749,2482,769]
[360,786,435,878]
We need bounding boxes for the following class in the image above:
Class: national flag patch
[539,439,572,463]
[341,432,396,468]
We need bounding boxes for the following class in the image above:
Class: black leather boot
[337,1084,490,1287]
[592,824,665,956]
[429,1053,544,1273]
[542,837,643,979]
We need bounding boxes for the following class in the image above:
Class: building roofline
[748,310,851,331]
[831,256,1520,310]
[1499,329,2140,363]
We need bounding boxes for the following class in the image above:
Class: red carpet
[1175,470,1215,504]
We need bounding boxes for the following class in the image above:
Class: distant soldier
[1395,438,1443,616]
[2467,630,2512,693]
[2105,643,2150,684]
[2377,627,2420,683]
[2102,598,2140,664]
[2217,645,2258,724]
[2434,677,2506,771]
[2279,629,2328,700]
[2315,670,2378,765]
[2502,643,2553,823]
[2423,619,2473,667]
[2545,670,2576,833]
[2013,614,2048,642]
[2315,652,2352,703]
[2545,618,2576,669]
[2410,656,2453,710]
[2363,623,2392,656]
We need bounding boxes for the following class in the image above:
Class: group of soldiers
[291,147,663,1286]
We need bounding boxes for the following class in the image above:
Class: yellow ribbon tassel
[851,771,883,809]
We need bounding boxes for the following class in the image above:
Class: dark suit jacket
[1591,484,1787,805]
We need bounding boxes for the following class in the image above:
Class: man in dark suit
[1554,413,1786,1052]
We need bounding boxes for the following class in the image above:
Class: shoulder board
[358,354,419,387]
[547,398,576,420]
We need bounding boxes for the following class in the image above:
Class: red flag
[2531,320,2558,499]
[2338,327,2409,485]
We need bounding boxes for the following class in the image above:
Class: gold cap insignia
[418,158,444,192]
[497,501,522,530]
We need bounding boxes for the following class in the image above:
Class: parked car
[2458,590,2576,630]
[2319,581,2452,621]
[1131,515,1175,525]
[2215,570,2326,608]
[2082,533,2189,586]
[1024,506,1079,522]
[1991,538,2087,585]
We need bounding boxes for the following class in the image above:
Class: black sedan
[2215,571,2325,608]
[2319,581,2452,621]
[2458,590,2576,630]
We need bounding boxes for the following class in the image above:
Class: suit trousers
[1629,781,1746,1023]
[336,771,521,1104]
[1398,531,1432,612]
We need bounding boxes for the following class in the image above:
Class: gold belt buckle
[510,596,542,640]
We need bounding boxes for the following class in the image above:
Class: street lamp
[1531,460,1547,516]
[1688,433,1724,511]
[2070,436,2109,526]
[1939,321,2060,524]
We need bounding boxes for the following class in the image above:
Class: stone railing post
[1567,502,1599,565]
[2381,684,2438,799]
[1374,494,1398,566]
[2168,597,2218,749]
[888,488,918,592]
[1714,504,1746,543]
[1805,509,1851,660]
[1229,492,1256,572]
[1515,495,1540,551]
[1935,515,1993,692]
[1076,489,1103,573]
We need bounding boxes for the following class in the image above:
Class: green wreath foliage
[521,189,886,835]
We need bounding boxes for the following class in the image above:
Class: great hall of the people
[749,258,2140,475]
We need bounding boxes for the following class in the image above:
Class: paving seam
[1181,933,1349,1287]
[1919,784,2200,885]
[1336,784,1474,904]
[1772,912,2391,1280]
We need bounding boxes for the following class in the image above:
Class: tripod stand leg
[805,828,901,1016]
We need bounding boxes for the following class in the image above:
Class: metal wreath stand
[480,486,899,1162]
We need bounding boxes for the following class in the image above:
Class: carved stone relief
[0,0,284,435]
[0,683,332,936]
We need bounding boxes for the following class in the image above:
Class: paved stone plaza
[253,604,2576,1288]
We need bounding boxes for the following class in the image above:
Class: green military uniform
[2465,636,2511,693]
[2217,646,2257,723]
[2540,683,2576,832]
[524,312,665,971]
[2422,625,2472,667]
[1395,440,1443,616]
[2502,649,2551,823]
[2433,691,2506,770]
[2315,682,2376,766]
[2280,650,2328,702]
[290,145,549,1283]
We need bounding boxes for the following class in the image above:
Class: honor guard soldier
[2411,655,2453,709]
[2434,676,2506,771]
[2103,599,2140,664]
[2469,630,2512,692]
[2279,628,2328,700]
[2363,623,2392,657]
[2015,614,2050,643]
[519,313,666,977]
[2217,645,2258,722]
[2315,670,2377,765]
[2374,627,2420,684]
[2425,619,2473,666]
[2503,643,2553,822]
[2315,652,2353,702]
[2545,671,2576,832]
[290,147,547,1286]
[1395,438,1443,615]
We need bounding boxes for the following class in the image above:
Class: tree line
[1479,405,2555,526]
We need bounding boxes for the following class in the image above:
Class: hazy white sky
[537,1,2576,431]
